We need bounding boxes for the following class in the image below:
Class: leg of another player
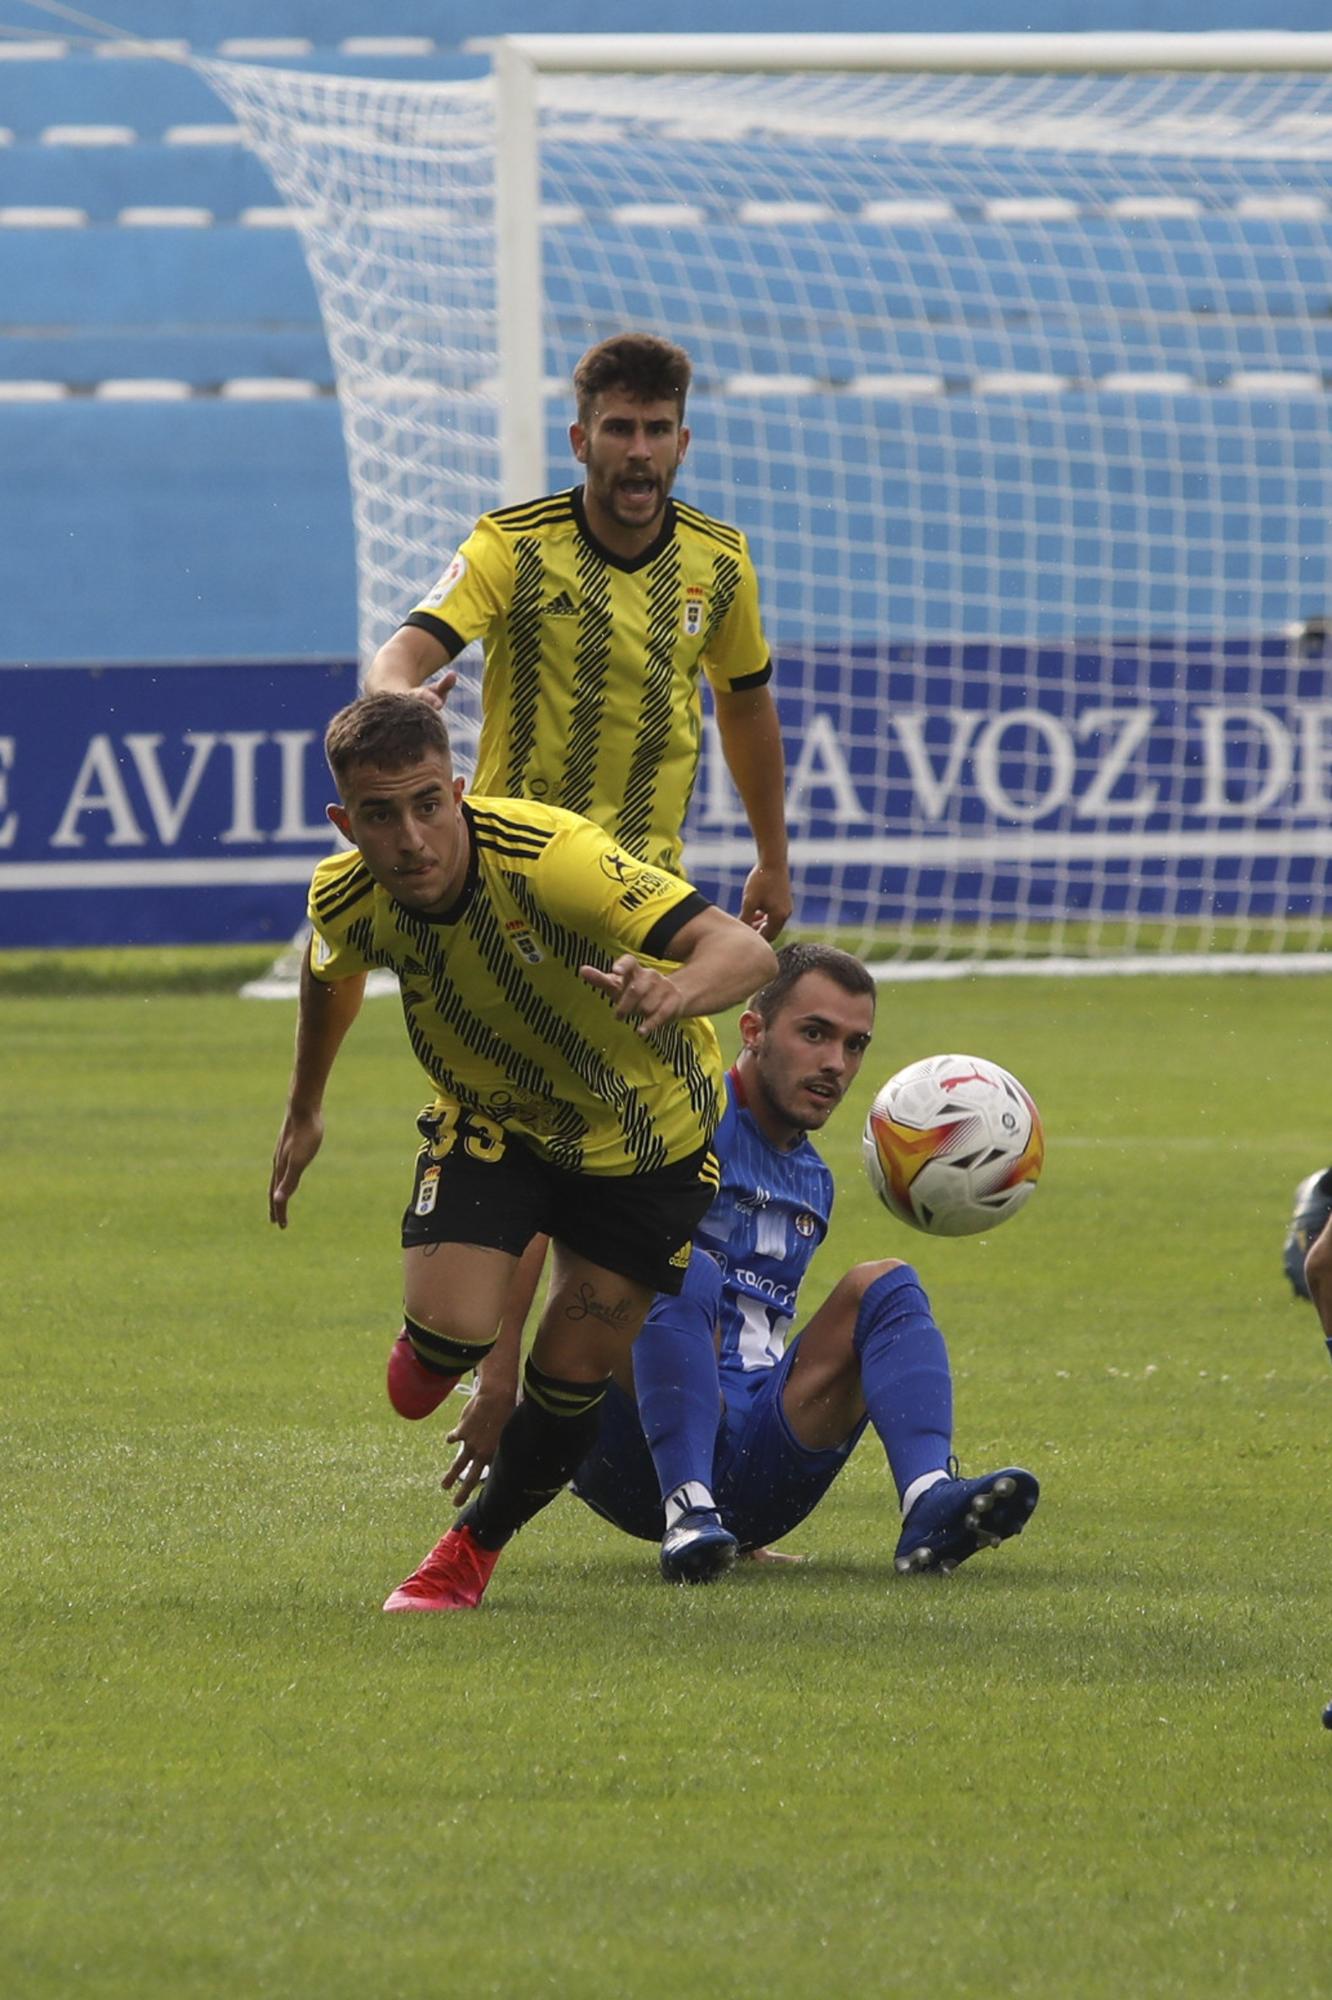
[781,1260,1038,1575]
[1306,1212,1332,1355]
[632,1250,725,1512]
[780,1260,950,1492]
[386,1244,655,1614]
[456,1244,655,1550]
[629,1250,738,1582]
[389,1239,518,1417]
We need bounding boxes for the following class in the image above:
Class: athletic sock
[459,1356,609,1552]
[631,1250,726,1506]
[852,1264,954,1508]
[901,1469,951,1520]
[663,1481,718,1529]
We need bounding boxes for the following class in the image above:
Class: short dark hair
[324,692,452,792]
[749,942,877,1024]
[573,332,692,425]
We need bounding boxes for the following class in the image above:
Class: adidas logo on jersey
[543,590,577,618]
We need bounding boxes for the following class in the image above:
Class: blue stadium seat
[0,223,319,326]
[0,51,485,138]
[1,399,355,663]
[0,141,281,221]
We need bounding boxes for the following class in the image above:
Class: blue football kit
[573,1067,956,1550]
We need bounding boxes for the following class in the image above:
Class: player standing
[365,330,791,939]
[366,330,793,1417]
[267,693,776,1611]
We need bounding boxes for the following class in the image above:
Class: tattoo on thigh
[563,1282,636,1332]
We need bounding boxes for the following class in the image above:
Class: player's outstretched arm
[712,684,793,939]
[364,625,459,710]
[581,906,776,1037]
[268,954,367,1227]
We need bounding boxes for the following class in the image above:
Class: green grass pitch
[3,960,1331,1998]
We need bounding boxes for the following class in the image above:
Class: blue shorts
[571,1340,868,1552]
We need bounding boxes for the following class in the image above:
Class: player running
[268,693,775,1612]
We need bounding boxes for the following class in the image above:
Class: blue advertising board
[0,660,357,948]
[682,636,1332,932]
[4,639,1329,949]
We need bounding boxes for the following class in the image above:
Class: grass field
[4,961,1331,1999]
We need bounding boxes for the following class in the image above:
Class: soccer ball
[862,1053,1045,1238]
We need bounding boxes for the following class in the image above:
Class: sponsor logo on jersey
[619,868,668,914]
[414,1165,441,1216]
[421,551,466,608]
[669,1238,693,1268]
[735,1267,797,1309]
[543,590,577,618]
[504,917,544,965]
[599,847,638,886]
[684,585,706,636]
[737,1185,772,1212]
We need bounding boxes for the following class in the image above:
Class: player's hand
[268,1106,324,1227]
[441,1382,516,1505]
[738,861,792,941]
[742,1544,807,1565]
[407,669,458,713]
[580,954,685,1037]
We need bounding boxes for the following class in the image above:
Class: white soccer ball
[862,1053,1045,1237]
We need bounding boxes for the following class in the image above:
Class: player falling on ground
[267,693,775,1612]
[572,943,1040,1581]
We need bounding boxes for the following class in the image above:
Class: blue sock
[632,1249,725,1506]
[852,1264,954,1505]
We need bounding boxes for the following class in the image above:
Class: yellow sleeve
[700,533,770,693]
[407,513,515,646]
[306,852,376,983]
[539,815,709,965]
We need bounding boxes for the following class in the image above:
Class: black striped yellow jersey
[403,486,770,873]
[307,794,726,1175]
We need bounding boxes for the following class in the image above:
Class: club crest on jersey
[795,1211,818,1237]
[421,550,466,608]
[683,585,706,636]
[414,1166,441,1217]
[504,918,544,965]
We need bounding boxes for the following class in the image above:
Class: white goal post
[200,32,1332,979]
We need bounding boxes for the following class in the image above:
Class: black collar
[571,484,678,573]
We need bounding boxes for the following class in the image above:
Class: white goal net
[201,36,1332,973]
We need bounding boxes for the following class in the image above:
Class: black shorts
[401,1105,717,1296]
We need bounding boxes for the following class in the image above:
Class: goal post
[199,32,1332,979]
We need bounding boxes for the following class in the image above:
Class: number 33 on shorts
[416,1102,508,1168]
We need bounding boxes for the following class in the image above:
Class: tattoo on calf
[563,1282,636,1331]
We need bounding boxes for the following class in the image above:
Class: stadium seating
[2,5,1329,668]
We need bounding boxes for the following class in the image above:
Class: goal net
[200,36,1332,975]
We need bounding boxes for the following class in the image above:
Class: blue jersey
[695,1068,834,1392]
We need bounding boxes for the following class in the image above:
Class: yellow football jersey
[404,488,770,873]
[307,795,725,1175]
